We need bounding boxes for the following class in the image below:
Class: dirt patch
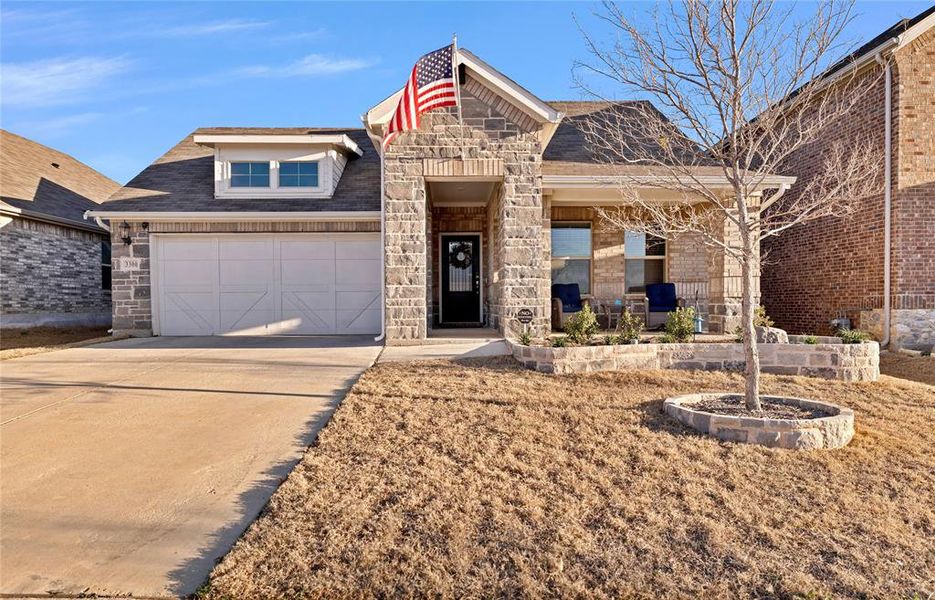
[691,394,829,419]
[1,327,111,360]
[206,358,935,599]
[879,352,935,386]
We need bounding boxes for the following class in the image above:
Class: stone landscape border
[509,340,880,381]
[663,393,856,449]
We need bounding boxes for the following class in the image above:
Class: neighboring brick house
[762,7,935,351]
[89,49,792,341]
[0,130,120,328]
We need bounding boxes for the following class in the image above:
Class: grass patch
[0,327,110,360]
[206,358,935,599]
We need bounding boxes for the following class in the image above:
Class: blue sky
[1,1,929,184]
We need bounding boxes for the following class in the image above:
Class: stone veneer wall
[0,216,110,326]
[109,220,380,336]
[510,339,880,381]
[383,74,550,342]
[860,308,935,351]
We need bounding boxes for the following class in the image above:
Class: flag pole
[452,33,466,158]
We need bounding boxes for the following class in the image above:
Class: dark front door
[441,234,481,324]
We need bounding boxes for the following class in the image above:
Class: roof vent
[51,162,60,168]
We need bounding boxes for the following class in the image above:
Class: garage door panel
[281,260,335,287]
[160,240,217,261]
[280,240,334,260]
[219,239,274,260]
[336,241,380,260]
[156,235,380,336]
[336,259,380,286]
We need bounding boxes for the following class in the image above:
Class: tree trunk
[740,232,761,412]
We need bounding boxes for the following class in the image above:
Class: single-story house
[762,6,934,351]
[88,50,792,342]
[1,130,120,329]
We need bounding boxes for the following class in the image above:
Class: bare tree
[574,0,883,411]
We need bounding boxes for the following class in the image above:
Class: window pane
[624,231,665,257]
[300,173,318,186]
[280,162,319,187]
[252,174,270,187]
[231,162,251,175]
[251,162,270,175]
[231,174,251,187]
[300,162,318,175]
[551,225,591,257]
[280,162,299,176]
[625,259,665,293]
[101,240,111,266]
[551,258,590,295]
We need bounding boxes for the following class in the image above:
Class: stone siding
[108,220,380,336]
[383,74,549,342]
[510,339,880,381]
[0,216,110,325]
[860,308,935,351]
[762,31,935,342]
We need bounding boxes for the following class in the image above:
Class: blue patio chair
[646,282,683,329]
[551,283,590,330]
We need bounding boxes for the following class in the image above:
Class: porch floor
[426,327,503,342]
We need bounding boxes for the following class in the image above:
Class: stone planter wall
[664,393,855,449]
[510,340,879,381]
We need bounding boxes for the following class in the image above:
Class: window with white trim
[624,231,665,293]
[551,222,591,295]
[279,161,319,187]
[230,162,270,187]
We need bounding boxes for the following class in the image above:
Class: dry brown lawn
[0,327,111,360]
[206,359,935,600]
[879,352,935,386]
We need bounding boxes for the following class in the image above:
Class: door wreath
[449,242,473,269]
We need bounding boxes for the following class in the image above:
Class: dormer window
[279,161,319,187]
[231,162,270,188]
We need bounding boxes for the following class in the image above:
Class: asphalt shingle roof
[0,129,120,230]
[102,128,380,212]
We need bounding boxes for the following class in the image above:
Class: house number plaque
[117,257,143,271]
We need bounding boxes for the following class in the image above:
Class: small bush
[602,334,619,345]
[617,308,644,343]
[733,326,744,342]
[838,328,871,344]
[802,334,819,345]
[518,330,532,346]
[550,335,569,348]
[664,307,695,343]
[564,304,599,344]
[657,333,677,344]
[754,305,775,328]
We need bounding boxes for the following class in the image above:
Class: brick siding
[762,30,934,344]
[0,216,110,318]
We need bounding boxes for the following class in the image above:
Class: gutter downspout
[363,114,386,343]
[83,209,111,232]
[875,51,893,348]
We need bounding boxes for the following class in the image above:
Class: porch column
[383,167,428,343]
[706,208,758,333]
[494,164,550,339]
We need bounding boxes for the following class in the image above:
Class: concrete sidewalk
[0,335,380,598]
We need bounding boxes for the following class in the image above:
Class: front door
[441,234,481,324]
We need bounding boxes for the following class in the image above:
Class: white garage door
[153,234,381,336]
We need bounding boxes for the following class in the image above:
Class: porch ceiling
[427,180,500,207]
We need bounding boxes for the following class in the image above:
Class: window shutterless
[279,161,319,187]
[551,223,592,295]
[230,162,270,187]
[624,231,666,293]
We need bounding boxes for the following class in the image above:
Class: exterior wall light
[119,221,133,245]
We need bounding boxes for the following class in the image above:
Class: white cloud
[1,56,132,107]
[146,18,271,37]
[237,54,373,78]
[10,112,104,135]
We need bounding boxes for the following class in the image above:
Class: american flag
[383,44,459,149]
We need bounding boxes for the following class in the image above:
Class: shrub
[733,326,744,342]
[550,335,569,348]
[802,334,819,345]
[564,304,599,344]
[754,305,775,328]
[657,333,677,343]
[602,334,619,345]
[664,307,695,343]
[838,328,871,344]
[617,308,644,343]
[518,330,532,346]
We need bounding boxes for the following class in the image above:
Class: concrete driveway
[0,335,381,598]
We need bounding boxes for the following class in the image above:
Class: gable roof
[0,130,120,231]
[101,127,380,213]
